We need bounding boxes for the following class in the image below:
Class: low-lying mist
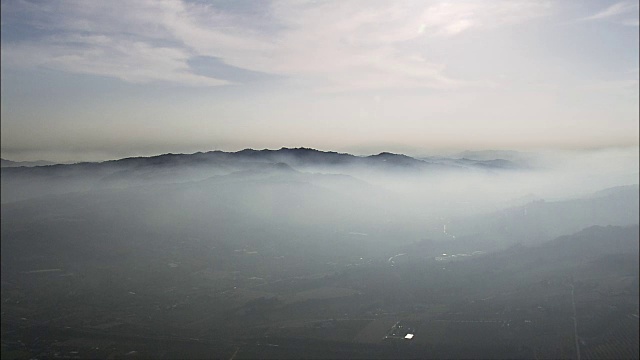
[2,146,637,249]
[2,146,638,359]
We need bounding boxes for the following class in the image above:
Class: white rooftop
[404,334,414,339]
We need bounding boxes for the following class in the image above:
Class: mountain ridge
[2,147,522,171]
[1,158,56,167]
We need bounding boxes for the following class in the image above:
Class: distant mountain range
[452,150,531,162]
[1,148,523,170]
[0,148,524,203]
[1,158,56,167]
[445,184,640,248]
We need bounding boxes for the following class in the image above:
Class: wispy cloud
[580,1,639,25]
[1,0,552,90]
[2,35,229,86]
[228,0,550,92]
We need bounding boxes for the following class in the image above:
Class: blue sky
[1,0,638,161]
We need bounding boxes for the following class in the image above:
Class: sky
[1,0,638,162]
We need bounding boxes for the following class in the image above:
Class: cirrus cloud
[1,0,552,90]
[579,1,639,26]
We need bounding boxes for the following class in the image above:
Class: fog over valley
[1,0,638,358]
[1,147,638,358]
